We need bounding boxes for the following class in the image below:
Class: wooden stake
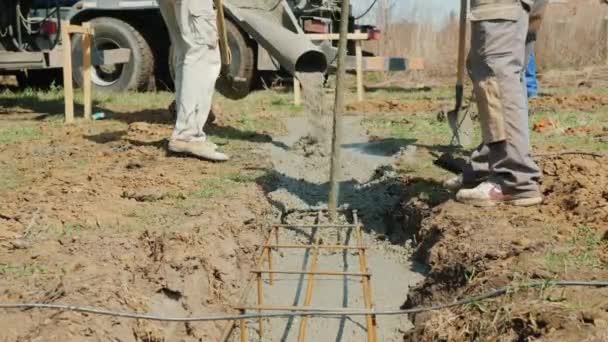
[81,22,92,120]
[267,245,274,285]
[61,20,74,124]
[603,17,608,66]
[328,0,351,221]
[297,243,320,342]
[256,273,263,338]
[355,29,364,102]
[354,213,377,342]
[239,310,247,342]
[294,76,302,106]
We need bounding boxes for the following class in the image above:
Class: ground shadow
[255,168,451,244]
[342,137,417,157]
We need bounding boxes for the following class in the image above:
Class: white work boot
[443,175,464,191]
[443,174,485,192]
[168,139,229,162]
[456,181,543,207]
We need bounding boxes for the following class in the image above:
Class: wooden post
[81,22,92,120]
[328,0,350,221]
[256,273,263,338]
[294,76,302,106]
[61,20,74,124]
[603,17,608,65]
[355,29,364,102]
[239,310,247,342]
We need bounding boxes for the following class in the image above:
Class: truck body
[1,0,408,98]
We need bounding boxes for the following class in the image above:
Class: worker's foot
[443,174,482,192]
[168,139,229,162]
[456,182,543,207]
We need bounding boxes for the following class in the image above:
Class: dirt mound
[0,114,274,341]
[540,155,608,227]
[346,99,440,114]
[401,154,608,341]
[530,93,608,112]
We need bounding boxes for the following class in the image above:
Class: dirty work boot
[456,181,543,207]
[443,174,483,192]
[168,140,229,161]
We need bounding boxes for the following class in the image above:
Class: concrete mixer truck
[0,0,408,99]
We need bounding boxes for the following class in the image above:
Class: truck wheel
[216,19,256,99]
[72,17,154,92]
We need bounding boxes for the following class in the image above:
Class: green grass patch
[0,165,24,192]
[0,263,46,278]
[193,177,231,199]
[544,226,607,274]
[0,124,44,145]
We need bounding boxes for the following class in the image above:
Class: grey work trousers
[463,5,542,196]
[159,0,221,142]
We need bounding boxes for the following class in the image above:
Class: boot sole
[457,196,543,207]
[168,145,229,162]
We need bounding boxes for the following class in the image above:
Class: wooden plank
[82,22,92,120]
[355,30,364,102]
[61,20,74,124]
[66,25,93,35]
[293,76,302,106]
[307,32,368,41]
[235,305,365,312]
[262,244,367,250]
[251,270,370,276]
[297,242,320,342]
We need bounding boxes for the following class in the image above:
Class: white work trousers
[159,0,221,142]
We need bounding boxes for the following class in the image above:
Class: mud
[250,114,424,340]
[296,72,332,146]
[0,113,274,341]
[402,154,608,341]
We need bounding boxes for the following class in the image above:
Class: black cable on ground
[0,281,607,322]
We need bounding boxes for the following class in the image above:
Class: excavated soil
[0,112,274,341]
[402,154,608,341]
[530,92,608,113]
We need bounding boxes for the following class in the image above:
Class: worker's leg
[457,6,542,205]
[159,0,185,116]
[171,0,221,142]
[462,144,490,183]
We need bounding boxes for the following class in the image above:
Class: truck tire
[215,19,256,99]
[168,19,255,99]
[72,17,154,92]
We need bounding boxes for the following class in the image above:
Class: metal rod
[297,243,320,342]
[219,227,276,342]
[235,306,368,312]
[354,213,377,342]
[274,224,358,229]
[261,244,367,250]
[267,244,274,286]
[328,0,351,221]
[239,309,247,342]
[251,270,370,277]
[256,273,263,338]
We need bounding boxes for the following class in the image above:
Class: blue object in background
[526,51,538,98]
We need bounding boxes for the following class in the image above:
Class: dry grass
[369,1,608,77]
